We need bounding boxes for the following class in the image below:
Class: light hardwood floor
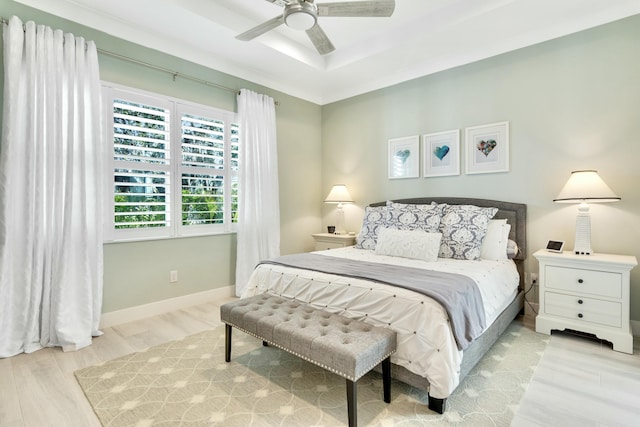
[0,297,235,427]
[1,298,639,426]
[512,326,640,426]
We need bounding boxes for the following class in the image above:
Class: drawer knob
[577,279,584,284]
[578,299,583,304]
[578,313,584,318]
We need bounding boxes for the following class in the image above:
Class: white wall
[321,15,640,320]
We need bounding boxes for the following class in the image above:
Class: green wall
[321,15,640,321]
[0,1,322,312]
[4,0,640,323]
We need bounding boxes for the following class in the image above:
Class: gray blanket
[259,253,486,350]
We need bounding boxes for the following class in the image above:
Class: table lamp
[324,184,353,235]
[553,170,620,255]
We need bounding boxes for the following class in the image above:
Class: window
[103,84,239,241]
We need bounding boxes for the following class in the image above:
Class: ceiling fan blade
[236,15,285,41]
[306,24,335,55]
[317,0,395,17]
[264,0,289,6]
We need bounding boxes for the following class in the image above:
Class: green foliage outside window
[114,194,166,228]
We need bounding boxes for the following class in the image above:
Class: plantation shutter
[180,112,225,227]
[177,104,239,235]
[104,84,238,241]
[112,96,172,235]
[230,122,240,224]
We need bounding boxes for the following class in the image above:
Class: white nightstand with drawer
[312,233,356,251]
[534,249,637,354]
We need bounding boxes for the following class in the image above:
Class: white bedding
[242,246,519,398]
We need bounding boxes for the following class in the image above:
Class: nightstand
[312,233,356,251]
[534,249,637,354]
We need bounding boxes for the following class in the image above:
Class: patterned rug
[75,320,547,426]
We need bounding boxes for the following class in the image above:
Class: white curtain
[0,16,104,357]
[235,89,280,297]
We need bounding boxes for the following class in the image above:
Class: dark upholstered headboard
[369,197,527,261]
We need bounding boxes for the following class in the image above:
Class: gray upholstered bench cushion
[220,293,397,382]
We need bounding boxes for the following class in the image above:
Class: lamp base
[335,205,346,235]
[573,206,592,255]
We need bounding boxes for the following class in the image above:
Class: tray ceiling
[13,0,640,105]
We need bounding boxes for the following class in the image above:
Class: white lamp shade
[554,170,619,255]
[324,185,354,203]
[554,170,620,203]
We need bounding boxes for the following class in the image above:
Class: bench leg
[225,324,232,362]
[382,356,391,403]
[346,379,357,427]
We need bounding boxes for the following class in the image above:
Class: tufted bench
[220,293,397,427]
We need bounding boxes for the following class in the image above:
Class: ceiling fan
[236,0,396,55]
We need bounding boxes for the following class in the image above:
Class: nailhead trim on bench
[222,294,397,427]
[220,293,397,382]
[224,322,396,382]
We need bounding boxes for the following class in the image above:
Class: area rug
[75,320,547,426]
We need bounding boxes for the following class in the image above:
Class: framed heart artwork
[388,135,420,179]
[465,121,509,174]
[422,129,460,177]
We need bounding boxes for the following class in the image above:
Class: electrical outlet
[531,273,538,285]
[170,270,178,283]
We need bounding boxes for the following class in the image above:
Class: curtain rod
[1,16,280,104]
[96,49,239,96]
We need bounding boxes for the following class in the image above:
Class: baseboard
[99,286,235,329]
[99,289,639,335]
[632,320,640,337]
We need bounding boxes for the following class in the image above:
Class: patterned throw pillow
[355,205,387,250]
[386,201,442,233]
[438,205,498,260]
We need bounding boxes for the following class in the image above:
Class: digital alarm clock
[545,240,564,253]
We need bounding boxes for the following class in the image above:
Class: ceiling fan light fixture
[284,4,317,31]
[237,0,396,55]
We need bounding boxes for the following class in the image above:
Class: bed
[243,197,527,413]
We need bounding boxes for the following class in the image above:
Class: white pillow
[480,219,511,261]
[375,227,442,262]
[507,239,519,259]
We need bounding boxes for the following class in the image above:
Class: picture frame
[388,135,419,179]
[465,121,509,174]
[422,129,460,177]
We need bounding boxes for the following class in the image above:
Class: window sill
[103,230,237,245]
